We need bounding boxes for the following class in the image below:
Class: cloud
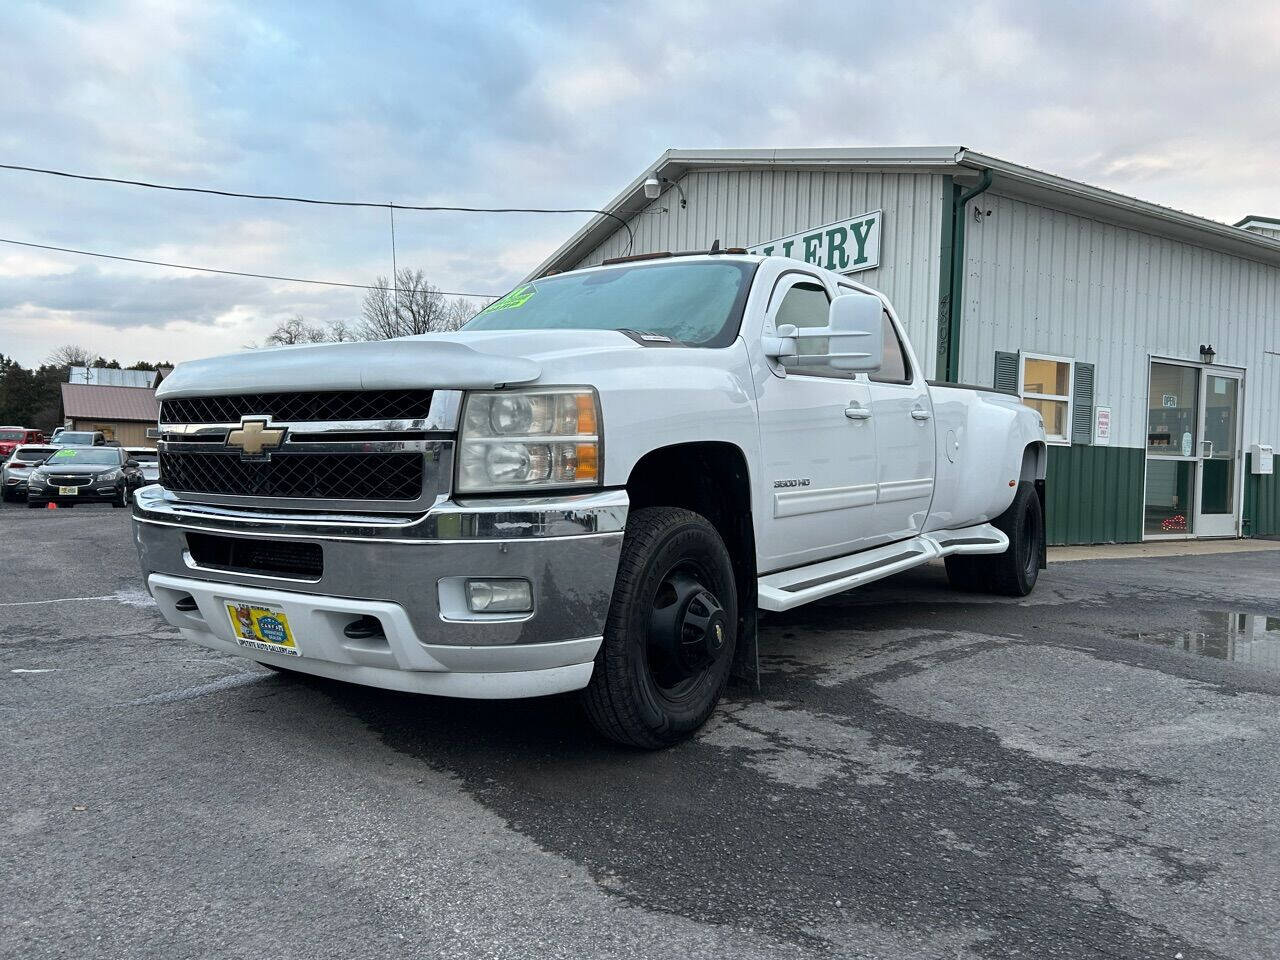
[0,0,1278,366]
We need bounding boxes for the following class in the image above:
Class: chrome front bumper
[132,485,628,698]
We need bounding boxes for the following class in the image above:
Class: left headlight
[457,387,601,494]
[97,468,124,481]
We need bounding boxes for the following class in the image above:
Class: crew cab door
[843,286,936,541]
[752,271,881,571]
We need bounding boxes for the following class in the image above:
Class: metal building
[529,147,1280,545]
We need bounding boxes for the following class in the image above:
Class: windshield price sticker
[481,285,537,315]
[52,449,77,460]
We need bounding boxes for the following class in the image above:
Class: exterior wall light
[1199,343,1216,363]
[641,176,687,208]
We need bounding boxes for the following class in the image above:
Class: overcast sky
[1,0,1277,367]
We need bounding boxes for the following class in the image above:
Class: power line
[0,161,635,253]
[0,237,499,298]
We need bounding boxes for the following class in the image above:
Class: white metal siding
[960,192,1280,451]
[1243,224,1280,241]
[572,170,946,378]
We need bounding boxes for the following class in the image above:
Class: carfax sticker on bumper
[226,602,300,656]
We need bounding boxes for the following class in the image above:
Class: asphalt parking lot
[3,501,1279,960]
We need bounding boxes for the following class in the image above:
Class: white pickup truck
[134,252,1046,747]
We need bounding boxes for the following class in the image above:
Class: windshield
[464,259,756,347]
[43,448,120,466]
[57,432,97,445]
[0,429,23,441]
[12,446,56,462]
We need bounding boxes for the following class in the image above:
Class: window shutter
[1071,362,1095,445]
[993,351,1019,395]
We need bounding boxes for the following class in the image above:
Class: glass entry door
[1143,361,1243,539]
[1196,372,1242,537]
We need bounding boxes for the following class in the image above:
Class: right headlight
[457,387,601,494]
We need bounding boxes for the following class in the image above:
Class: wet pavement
[3,502,1280,959]
[1130,612,1280,672]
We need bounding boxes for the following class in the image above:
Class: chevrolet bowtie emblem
[226,418,286,458]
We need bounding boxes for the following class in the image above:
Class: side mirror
[765,291,884,372]
[126,459,140,468]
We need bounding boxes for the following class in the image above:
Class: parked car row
[0,426,47,461]
[2,444,154,507]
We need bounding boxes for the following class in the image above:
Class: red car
[0,427,46,460]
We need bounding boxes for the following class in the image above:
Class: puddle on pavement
[1130,611,1280,672]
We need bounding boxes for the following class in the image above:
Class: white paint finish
[772,482,878,518]
[572,169,947,379]
[159,335,544,398]
[750,266,881,568]
[876,478,935,503]
[960,190,1280,451]
[866,379,935,537]
[924,387,1045,533]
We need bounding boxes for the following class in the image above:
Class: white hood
[157,330,642,398]
[157,337,543,398]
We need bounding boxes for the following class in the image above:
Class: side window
[870,313,911,384]
[1019,354,1073,443]
[774,280,855,380]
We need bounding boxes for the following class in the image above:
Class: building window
[1019,353,1073,443]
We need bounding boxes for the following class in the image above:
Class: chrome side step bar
[757,523,1009,612]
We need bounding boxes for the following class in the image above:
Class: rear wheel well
[1020,441,1046,482]
[625,442,758,684]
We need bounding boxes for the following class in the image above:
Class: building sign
[1095,406,1111,445]
[747,210,882,274]
[1162,394,1178,408]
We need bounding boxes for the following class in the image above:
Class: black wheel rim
[645,560,729,698]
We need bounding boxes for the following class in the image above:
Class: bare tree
[358,268,455,340]
[442,296,483,332]
[325,318,357,342]
[46,344,96,368]
[264,315,328,347]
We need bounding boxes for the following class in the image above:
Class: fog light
[465,579,533,614]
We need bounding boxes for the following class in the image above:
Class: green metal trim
[935,169,992,382]
[934,175,956,379]
[1044,444,1144,545]
[1244,452,1280,536]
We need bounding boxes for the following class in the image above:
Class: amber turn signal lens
[575,443,599,481]
[575,393,597,435]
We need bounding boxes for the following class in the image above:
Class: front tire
[945,481,1043,597]
[583,507,738,749]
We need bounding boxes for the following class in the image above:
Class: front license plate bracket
[225,602,301,657]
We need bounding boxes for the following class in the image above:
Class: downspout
[936,168,993,382]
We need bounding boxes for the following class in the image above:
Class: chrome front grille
[160,389,434,425]
[156,389,459,511]
[159,451,424,501]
